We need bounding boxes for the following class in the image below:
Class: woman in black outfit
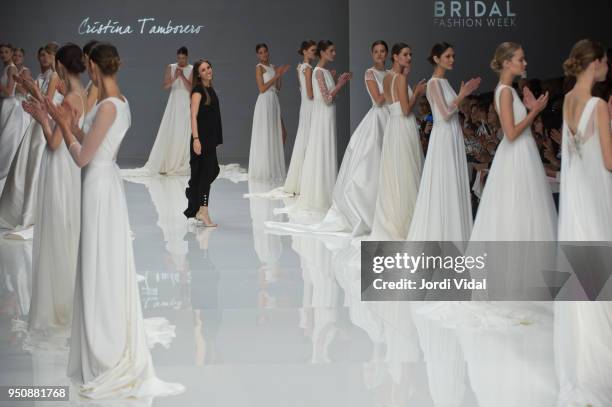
[184,59,222,226]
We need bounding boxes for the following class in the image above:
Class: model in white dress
[555,42,612,406]
[0,59,29,184]
[407,45,480,241]
[45,45,184,398]
[293,42,352,215]
[370,45,426,240]
[141,61,193,175]
[248,45,290,182]
[0,68,60,231]
[471,86,556,240]
[23,49,86,334]
[284,57,315,194]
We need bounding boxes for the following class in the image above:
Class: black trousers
[183,139,220,218]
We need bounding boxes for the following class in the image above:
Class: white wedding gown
[407,77,472,241]
[293,66,338,214]
[67,96,184,398]
[268,68,388,236]
[248,63,285,183]
[471,84,557,241]
[0,63,29,184]
[130,63,193,176]
[283,63,314,194]
[556,96,612,406]
[0,69,61,231]
[370,76,424,240]
[27,95,84,333]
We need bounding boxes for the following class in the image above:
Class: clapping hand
[523,87,548,113]
[22,98,49,126]
[13,73,42,100]
[414,79,427,96]
[338,72,353,86]
[44,96,77,130]
[459,77,482,98]
[274,64,291,77]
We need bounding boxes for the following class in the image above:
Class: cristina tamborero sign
[78,17,204,35]
[433,1,517,28]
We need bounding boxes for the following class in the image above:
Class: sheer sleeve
[316,69,333,104]
[428,79,457,121]
[68,101,117,168]
[364,69,375,82]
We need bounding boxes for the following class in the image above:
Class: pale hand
[44,96,73,129]
[459,77,481,98]
[22,99,48,126]
[193,138,202,155]
[274,64,290,77]
[524,88,548,113]
[414,79,427,96]
[13,73,41,99]
[338,72,352,86]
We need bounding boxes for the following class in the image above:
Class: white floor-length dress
[142,63,193,175]
[293,66,338,214]
[283,63,314,195]
[0,63,30,184]
[470,84,557,241]
[27,96,84,333]
[67,96,184,398]
[248,63,285,183]
[0,69,60,231]
[407,77,472,241]
[556,96,612,407]
[370,75,424,240]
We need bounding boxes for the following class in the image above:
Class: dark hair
[428,42,453,65]
[82,40,99,56]
[255,43,268,53]
[563,39,606,77]
[391,42,411,61]
[56,43,85,74]
[13,47,25,55]
[177,46,188,56]
[0,43,14,52]
[298,40,317,56]
[37,46,44,56]
[371,40,389,53]
[192,59,213,105]
[317,40,334,57]
[89,42,121,75]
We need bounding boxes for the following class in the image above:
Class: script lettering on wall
[78,17,204,35]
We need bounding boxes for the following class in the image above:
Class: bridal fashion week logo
[433,1,517,28]
[78,17,204,35]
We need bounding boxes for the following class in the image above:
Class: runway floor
[0,174,561,406]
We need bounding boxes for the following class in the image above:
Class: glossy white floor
[0,175,562,406]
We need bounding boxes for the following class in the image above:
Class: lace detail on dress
[315,69,333,104]
[567,98,599,161]
[364,69,375,82]
[428,78,458,120]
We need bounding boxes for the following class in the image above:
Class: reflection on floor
[0,176,570,406]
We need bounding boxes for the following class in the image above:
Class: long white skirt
[284,99,313,194]
[0,96,30,181]
[248,91,286,183]
[28,144,80,333]
[67,162,184,399]
[370,110,423,240]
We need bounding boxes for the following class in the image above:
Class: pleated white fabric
[556,96,612,407]
[283,63,314,194]
[0,64,29,183]
[407,77,472,241]
[248,63,286,183]
[0,70,60,230]
[27,99,83,333]
[67,97,184,399]
[370,83,424,240]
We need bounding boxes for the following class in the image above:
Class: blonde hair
[490,42,522,73]
[563,39,606,77]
